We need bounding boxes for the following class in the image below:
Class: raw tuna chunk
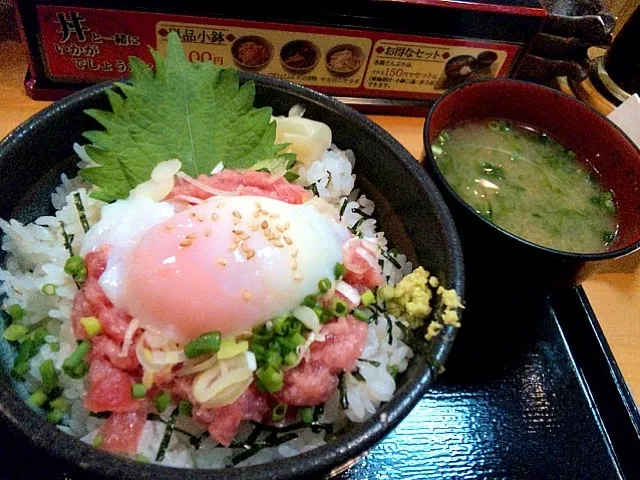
[100,411,147,455]
[276,315,367,406]
[168,170,311,206]
[342,237,384,288]
[194,384,269,446]
[89,335,140,372]
[84,358,144,413]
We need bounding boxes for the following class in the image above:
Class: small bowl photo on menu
[280,40,320,74]
[231,35,273,71]
[325,44,366,77]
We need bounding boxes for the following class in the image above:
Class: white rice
[0,146,416,468]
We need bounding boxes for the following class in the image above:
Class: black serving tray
[2,276,639,479]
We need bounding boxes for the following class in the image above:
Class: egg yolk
[112,196,348,342]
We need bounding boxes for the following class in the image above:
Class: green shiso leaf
[80,31,288,202]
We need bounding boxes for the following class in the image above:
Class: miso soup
[432,119,617,253]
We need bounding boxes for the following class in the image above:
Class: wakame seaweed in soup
[432,119,617,253]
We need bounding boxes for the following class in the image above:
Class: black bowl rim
[0,73,464,479]
[423,77,640,261]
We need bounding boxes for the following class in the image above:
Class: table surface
[1,39,639,402]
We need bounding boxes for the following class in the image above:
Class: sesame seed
[261,221,268,229]
[260,209,269,216]
[251,224,259,232]
[180,239,192,247]
[196,214,204,222]
[273,240,284,248]
[186,233,197,239]
[217,257,227,266]
[232,229,244,235]
[264,228,272,236]
[211,213,220,221]
[291,249,299,258]
[284,222,290,230]
[246,250,256,259]
[290,260,297,270]
[253,211,260,218]
[266,233,275,241]
[272,233,281,241]
[165,225,175,231]
[294,275,303,282]
[233,235,241,243]
[241,243,250,253]
[284,236,293,245]
[232,211,241,219]
[276,225,284,233]
[269,213,280,219]
[233,218,240,226]
[217,203,226,208]
[255,201,262,208]
[240,233,250,241]
[243,289,252,300]
[228,243,238,251]
[205,228,212,237]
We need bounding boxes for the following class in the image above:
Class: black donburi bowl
[0,73,464,479]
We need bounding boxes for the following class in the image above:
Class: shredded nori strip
[231,432,299,465]
[358,358,381,367]
[339,373,348,409]
[381,250,401,269]
[73,192,90,233]
[59,221,74,255]
[349,217,365,234]
[304,183,319,196]
[351,207,374,219]
[339,199,348,219]
[386,314,393,344]
[155,407,179,462]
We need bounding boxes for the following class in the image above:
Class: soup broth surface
[433,120,617,253]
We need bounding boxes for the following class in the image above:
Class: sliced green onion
[46,409,65,424]
[353,308,372,322]
[62,341,91,379]
[41,283,57,296]
[178,400,193,417]
[301,294,318,308]
[431,145,443,156]
[92,433,104,448]
[153,391,172,413]
[289,332,306,347]
[29,389,48,407]
[360,290,375,307]
[184,331,221,359]
[64,254,87,283]
[6,304,25,322]
[283,352,298,366]
[49,396,70,412]
[266,350,283,369]
[131,383,146,399]
[272,403,287,422]
[12,361,30,379]
[377,285,394,302]
[488,120,500,131]
[136,454,150,463]
[288,319,302,333]
[387,365,399,378]
[276,336,297,352]
[30,327,49,346]
[80,316,102,338]
[300,407,314,424]
[331,299,348,317]
[49,342,61,353]
[3,324,28,342]
[318,278,332,293]
[272,315,290,336]
[334,263,346,280]
[256,365,283,393]
[39,359,58,394]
